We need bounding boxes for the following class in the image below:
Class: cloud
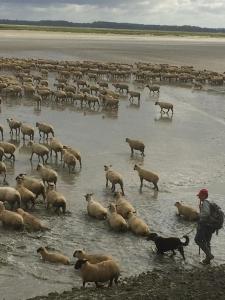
[0,0,224,28]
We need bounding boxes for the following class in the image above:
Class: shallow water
[1,34,225,300]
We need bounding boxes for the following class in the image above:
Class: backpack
[207,202,224,234]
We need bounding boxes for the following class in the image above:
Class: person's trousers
[194,224,215,256]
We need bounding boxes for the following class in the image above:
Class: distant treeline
[0,19,225,33]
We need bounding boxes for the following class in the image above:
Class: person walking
[194,188,215,265]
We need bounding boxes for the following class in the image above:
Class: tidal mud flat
[0,31,225,300]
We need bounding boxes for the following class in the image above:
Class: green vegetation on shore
[1,24,225,38]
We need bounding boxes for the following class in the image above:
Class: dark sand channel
[0,31,225,300]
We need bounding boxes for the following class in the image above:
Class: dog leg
[170,250,176,257]
[178,246,185,260]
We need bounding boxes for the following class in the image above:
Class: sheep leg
[153,182,159,191]
[130,148,134,156]
[106,178,109,188]
[140,177,143,188]
[45,154,49,164]
[111,183,115,192]
[30,152,34,161]
[12,153,15,162]
[170,250,176,257]
[82,281,86,288]
[120,183,125,196]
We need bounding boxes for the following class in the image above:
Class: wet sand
[1,30,225,71]
[0,31,225,300]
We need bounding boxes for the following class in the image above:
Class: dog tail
[181,235,189,246]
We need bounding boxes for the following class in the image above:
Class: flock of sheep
[0,56,211,288]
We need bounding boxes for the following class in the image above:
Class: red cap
[197,189,208,197]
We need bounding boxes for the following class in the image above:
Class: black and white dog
[147,233,189,260]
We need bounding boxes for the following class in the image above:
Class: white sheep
[0,141,16,161]
[46,182,66,214]
[36,163,58,186]
[85,193,107,220]
[16,208,49,231]
[175,202,199,221]
[62,149,76,173]
[125,138,145,156]
[107,203,128,232]
[127,212,150,236]
[0,201,24,229]
[7,117,21,136]
[36,122,54,139]
[37,247,69,265]
[0,187,21,210]
[155,101,173,114]
[104,165,124,195]
[17,173,46,201]
[114,191,136,219]
[21,123,34,140]
[63,145,82,167]
[75,259,120,287]
[134,164,159,191]
[73,250,113,264]
[28,141,49,164]
[15,176,36,209]
[0,161,7,184]
[49,138,64,160]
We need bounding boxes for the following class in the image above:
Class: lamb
[127,212,150,236]
[155,101,173,114]
[21,123,34,140]
[73,249,113,264]
[134,164,159,191]
[28,141,49,164]
[107,203,128,232]
[36,163,58,186]
[16,208,49,231]
[63,145,82,167]
[0,124,3,140]
[0,141,16,161]
[7,117,21,135]
[175,202,199,221]
[46,182,66,214]
[75,259,120,287]
[36,122,54,139]
[104,165,125,195]
[17,174,46,201]
[0,187,21,210]
[85,193,107,220]
[125,138,145,156]
[0,161,7,183]
[15,176,36,209]
[62,149,76,173]
[114,191,136,219]
[37,247,69,265]
[49,138,64,160]
[0,201,24,229]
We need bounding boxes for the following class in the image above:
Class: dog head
[146,233,159,241]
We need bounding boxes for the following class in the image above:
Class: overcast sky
[0,0,225,28]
